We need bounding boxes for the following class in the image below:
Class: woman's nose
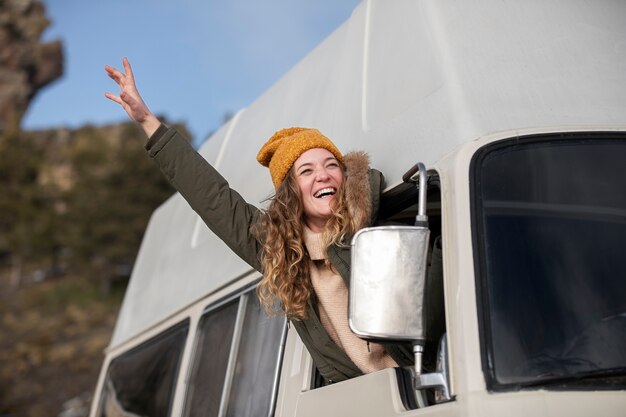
[315,168,330,181]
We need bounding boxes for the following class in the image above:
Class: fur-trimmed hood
[343,151,384,233]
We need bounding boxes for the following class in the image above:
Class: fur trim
[343,151,372,232]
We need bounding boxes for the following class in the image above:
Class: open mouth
[314,187,336,198]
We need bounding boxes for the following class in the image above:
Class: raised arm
[104,58,262,271]
[147,126,263,271]
[104,57,160,137]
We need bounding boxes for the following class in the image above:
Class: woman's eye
[299,169,312,175]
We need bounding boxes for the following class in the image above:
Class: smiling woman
[104,58,414,383]
[256,127,345,231]
[294,149,344,232]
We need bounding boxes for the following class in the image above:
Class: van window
[183,287,287,417]
[97,320,189,417]
[472,133,626,390]
[183,299,240,417]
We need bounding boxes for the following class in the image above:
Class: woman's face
[293,148,344,232]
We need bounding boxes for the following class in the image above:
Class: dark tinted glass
[226,295,286,417]
[474,136,626,388]
[98,320,189,417]
[184,290,286,417]
[183,299,239,417]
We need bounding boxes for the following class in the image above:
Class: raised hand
[105,57,160,137]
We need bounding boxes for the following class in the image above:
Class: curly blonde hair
[254,165,358,320]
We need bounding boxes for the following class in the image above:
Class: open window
[310,169,447,409]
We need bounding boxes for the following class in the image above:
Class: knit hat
[257,127,344,188]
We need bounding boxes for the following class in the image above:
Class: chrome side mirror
[349,225,430,342]
[349,162,430,344]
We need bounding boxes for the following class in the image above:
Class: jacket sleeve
[145,124,262,272]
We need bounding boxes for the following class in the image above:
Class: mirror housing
[349,225,430,343]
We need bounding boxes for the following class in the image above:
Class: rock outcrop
[0,0,63,132]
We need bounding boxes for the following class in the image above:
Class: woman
[105,58,413,383]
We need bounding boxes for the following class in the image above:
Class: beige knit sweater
[303,227,398,374]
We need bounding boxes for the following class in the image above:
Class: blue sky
[23,0,361,146]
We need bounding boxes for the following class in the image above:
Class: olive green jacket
[146,124,414,382]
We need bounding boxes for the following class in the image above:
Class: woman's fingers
[104,92,123,105]
[105,60,137,90]
[105,65,124,83]
[122,57,134,81]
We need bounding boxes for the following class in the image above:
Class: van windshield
[472,134,626,389]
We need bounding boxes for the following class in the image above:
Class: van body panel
[294,369,413,416]
[467,390,626,417]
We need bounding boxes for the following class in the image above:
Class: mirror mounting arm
[403,162,430,374]
[403,162,429,228]
[412,335,452,404]
[404,162,447,407]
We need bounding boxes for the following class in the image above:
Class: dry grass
[0,272,123,417]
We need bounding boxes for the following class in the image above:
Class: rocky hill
[0,0,62,132]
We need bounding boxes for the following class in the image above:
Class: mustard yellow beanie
[257,127,344,188]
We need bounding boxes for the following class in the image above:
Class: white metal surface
[110,0,626,349]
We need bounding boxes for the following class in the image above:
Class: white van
[90,1,626,416]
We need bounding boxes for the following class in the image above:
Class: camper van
[90,0,626,416]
